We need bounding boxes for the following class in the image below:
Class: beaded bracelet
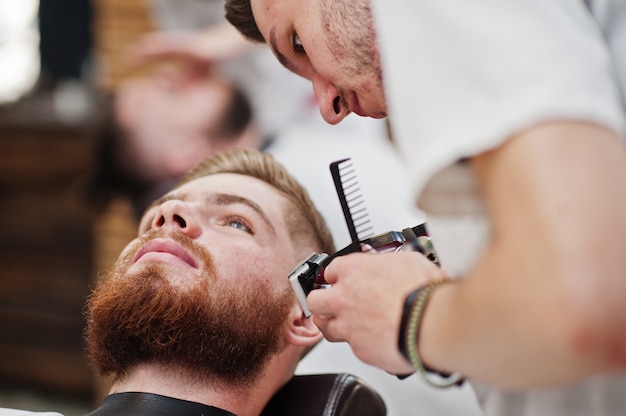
[398,279,465,388]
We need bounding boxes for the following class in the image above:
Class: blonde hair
[180,148,335,257]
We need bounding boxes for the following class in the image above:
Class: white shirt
[0,409,62,416]
[371,0,626,415]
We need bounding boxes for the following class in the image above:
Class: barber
[225,0,626,415]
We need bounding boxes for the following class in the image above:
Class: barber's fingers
[306,284,336,317]
[312,315,345,342]
[321,252,365,285]
[361,243,376,252]
[129,32,197,62]
[307,274,353,343]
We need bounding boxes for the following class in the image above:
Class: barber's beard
[84,231,294,387]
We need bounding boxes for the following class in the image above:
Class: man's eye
[293,33,305,55]
[226,217,254,234]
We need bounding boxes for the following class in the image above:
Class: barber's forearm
[199,22,259,58]
[417,122,626,389]
[418,256,616,389]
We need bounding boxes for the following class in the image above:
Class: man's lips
[133,238,198,268]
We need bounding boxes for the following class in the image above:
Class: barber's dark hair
[209,85,253,141]
[225,0,266,43]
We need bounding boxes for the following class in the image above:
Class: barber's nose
[151,200,201,238]
[312,73,350,125]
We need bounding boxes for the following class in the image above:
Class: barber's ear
[285,304,323,347]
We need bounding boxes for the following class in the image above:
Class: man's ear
[285,304,323,347]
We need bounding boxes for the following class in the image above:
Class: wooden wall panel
[92,0,156,91]
[0,122,97,397]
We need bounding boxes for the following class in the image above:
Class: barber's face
[251,0,386,125]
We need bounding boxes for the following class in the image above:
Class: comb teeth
[330,158,374,251]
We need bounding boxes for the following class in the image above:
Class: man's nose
[151,200,201,238]
[312,73,350,125]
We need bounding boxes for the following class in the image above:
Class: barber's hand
[306,251,447,375]
[129,23,255,68]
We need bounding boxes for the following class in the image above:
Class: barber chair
[260,373,387,416]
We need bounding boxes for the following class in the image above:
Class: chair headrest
[261,373,386,416]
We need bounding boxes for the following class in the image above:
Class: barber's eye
[293,33,305,55]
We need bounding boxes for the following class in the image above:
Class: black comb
[330,158,374,252]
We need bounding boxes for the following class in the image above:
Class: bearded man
[83,148,336,416]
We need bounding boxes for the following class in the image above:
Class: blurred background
[0,0,154,413]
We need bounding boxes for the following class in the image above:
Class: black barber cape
[84,392,237,416]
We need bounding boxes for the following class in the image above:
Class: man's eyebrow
[209,193,277,236]
[269,27,297,74]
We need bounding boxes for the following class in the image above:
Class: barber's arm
[129,22,255,67]
[308,121,626,389]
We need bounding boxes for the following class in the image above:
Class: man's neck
[108,363,274,416]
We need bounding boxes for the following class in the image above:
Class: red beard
[84,230,293,386]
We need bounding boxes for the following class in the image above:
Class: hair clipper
[288,223,440,317]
